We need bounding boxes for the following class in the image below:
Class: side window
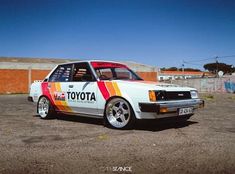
[49,64,72,82]
[96,68,113,80]
[115,68,132,79]
[72,63,95,82]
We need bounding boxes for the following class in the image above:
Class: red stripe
[97,82,110,100]
[41,82,57,109]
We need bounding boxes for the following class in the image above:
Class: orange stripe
[105,82,116,96]
[112,82,122,96]
[49,83,56,104]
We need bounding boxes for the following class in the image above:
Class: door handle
[69,85,74,88]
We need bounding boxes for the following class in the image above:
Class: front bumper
[139,99,204,115]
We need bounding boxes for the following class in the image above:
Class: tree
[165,67,178,71]
[161,67,201,72]
[179,68,201,72]
[203,62,235,74]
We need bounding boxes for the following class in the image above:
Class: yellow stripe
[112,82,122,96]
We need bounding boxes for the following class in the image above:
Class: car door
[64,62,99,116]
[48,64,73,112]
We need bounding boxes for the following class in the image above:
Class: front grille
[155,91,191,101]
[165,91,191,100]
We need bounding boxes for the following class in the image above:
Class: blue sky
[0,0,234,69]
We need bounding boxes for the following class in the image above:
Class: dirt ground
[0,93,234,174]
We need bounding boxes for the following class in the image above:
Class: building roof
[160,70,212,76]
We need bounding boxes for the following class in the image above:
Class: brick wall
[137,72,157,82]
[0,69,50,94]
[31,70,50,82]
[0,69,29,94]
[0,69,157,94]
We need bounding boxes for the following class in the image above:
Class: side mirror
[81,74,95,81]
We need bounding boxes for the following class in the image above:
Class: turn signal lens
[160,107,168,113]
[149,90,156,102]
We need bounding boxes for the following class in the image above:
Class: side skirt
[57,111,103,119]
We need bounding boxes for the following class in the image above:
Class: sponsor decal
[54,91,65,101]
[67,91,96,102]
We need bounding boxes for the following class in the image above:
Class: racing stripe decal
[41,82,72,112]
[105,82,116,96]
[41,82,58,110]
[97,81,122,100]
[97,82,110,100]
[112,82,122,96]
[54,82,72,112]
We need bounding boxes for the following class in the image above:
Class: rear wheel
[104,98,135,129]
[37,96,55,119]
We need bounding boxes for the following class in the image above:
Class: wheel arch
[104,95,137,119]
[37,95,56,113]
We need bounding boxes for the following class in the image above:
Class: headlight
[190,90,198,99]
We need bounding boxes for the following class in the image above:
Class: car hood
[115,80,196,91]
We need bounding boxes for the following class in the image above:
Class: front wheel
[37,96,55,119]
[104,98,135,129]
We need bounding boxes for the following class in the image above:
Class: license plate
[178,107,193,116]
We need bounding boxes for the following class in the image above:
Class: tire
[37,96,55,119]
[104,98,136,129]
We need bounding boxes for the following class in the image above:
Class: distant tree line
[161,62,235,75]
[161,67,201,72]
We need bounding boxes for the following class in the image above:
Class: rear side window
[49,64,72,82]
[115,68,132,79]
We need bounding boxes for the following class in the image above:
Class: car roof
[58,60,125,66]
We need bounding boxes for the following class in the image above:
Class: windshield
[95,67,142,80]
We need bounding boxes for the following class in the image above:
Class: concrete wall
[170,76,235,93]
[0,58,157,94]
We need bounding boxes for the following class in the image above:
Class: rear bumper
[139,99,204,115]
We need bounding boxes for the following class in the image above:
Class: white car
[28,60,204,129]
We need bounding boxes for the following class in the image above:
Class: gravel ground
[0,93,234,174]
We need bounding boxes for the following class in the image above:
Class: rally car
[28,60,204,129]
